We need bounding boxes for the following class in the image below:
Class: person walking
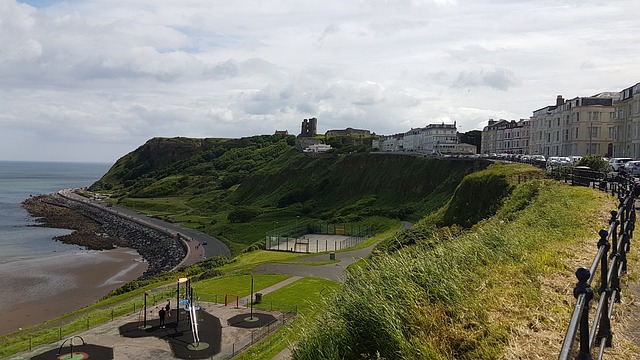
[165,299,171,317]
[159,307,166,328]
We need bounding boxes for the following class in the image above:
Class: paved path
[253,242,379,283]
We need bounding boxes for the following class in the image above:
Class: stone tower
[300,118,318,137]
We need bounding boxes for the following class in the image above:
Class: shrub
[227,207,260,223]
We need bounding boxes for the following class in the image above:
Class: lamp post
[250,275,254,321]
[143,291,147,327]
[139,291,151,330]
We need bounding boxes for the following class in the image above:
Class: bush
[577,155,608,172]
[227,207,260,223]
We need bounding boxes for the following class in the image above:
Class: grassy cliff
[90,136,489,253]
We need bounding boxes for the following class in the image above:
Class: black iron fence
[547,165,634,197]
[212,306,297,359]
[558,180,636,360]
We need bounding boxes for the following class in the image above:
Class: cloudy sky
[1,0,639,163]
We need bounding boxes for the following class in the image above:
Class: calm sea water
[0,161,112,263]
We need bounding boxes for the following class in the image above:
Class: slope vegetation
[292,164,616,359]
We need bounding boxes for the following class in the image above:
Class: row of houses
[481,81,640,158]
[372,122,476,155]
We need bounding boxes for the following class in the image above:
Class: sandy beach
[0,247,147,336]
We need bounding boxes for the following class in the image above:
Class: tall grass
[292,179,616,359]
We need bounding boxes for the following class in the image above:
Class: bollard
[574,267,594,360]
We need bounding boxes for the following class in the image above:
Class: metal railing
[558,181,636,360]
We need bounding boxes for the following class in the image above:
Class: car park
[608,157,633,171]
[568,156,583,164]
[546,156,571,168]
[622,160,640,176]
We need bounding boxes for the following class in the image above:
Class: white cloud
[1,0,639,162]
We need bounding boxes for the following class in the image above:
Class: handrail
[558,178,636,360]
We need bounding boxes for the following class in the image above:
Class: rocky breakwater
[22,194,187,279]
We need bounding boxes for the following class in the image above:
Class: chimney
[556,95,565,106]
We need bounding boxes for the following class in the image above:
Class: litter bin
[255,293,262,303]
[329,252,335,260]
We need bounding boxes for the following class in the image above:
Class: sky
[1,0,640,163]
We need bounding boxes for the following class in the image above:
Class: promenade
[59,189,231,264]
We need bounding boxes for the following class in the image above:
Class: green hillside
[292,166,617,359]
[90,135,491,254]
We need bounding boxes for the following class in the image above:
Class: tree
[577,155,608,172]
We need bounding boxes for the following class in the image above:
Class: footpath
[7,239,379,360]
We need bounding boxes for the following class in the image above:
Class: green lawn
[193,274,291,302]
[255,277,340,314]
[235,277,340,360]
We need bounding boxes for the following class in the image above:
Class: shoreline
[0,248,147,336]
[22,193,187,278]
[2,192,187,337]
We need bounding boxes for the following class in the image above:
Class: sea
[0,161,112,264]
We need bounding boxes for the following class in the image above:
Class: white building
[373,134,404,152]
[303,144,332,153]
[403,123,459,154]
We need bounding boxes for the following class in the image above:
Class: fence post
[596,229,613,348]
[629,208,636,239]
[620,232,629,274]
[610,210,619,259]
[574,267,594,360]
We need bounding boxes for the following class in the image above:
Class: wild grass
[292,180,618,359]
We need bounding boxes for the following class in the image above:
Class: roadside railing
[558,181,636,360]
[547,165,634,198]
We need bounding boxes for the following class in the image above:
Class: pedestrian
[165,300,171,317]
[159,307,166,328]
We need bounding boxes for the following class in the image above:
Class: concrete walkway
[239,276,302,304]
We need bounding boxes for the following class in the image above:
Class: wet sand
[0,248,147,336]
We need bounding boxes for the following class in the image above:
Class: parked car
[568,156,583,164]
[622,160,640,176]
[546,156,571,169]
[608,157,633,171]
